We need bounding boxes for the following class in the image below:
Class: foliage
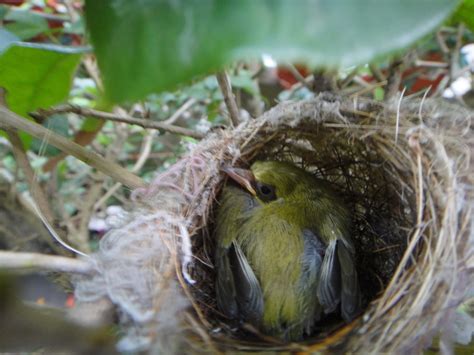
[0,42,82,117]
[451,0,474,31]
[85,0,457,102]
[0,0,472,352]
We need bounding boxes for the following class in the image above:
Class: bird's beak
[222,167,257,196]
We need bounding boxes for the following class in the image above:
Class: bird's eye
[255,182,277,202]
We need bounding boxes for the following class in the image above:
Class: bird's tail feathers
[317,239,361,321]
[317,239,341,313]
[337,241,361,321]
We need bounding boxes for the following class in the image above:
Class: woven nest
[75,95,473,354]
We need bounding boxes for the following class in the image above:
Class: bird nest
[75,95,473,353]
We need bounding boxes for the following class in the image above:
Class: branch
[449,23,465,86]
[0,251,93,274]
[216,71,241,126]
[339,66,359,88]
[285,63,313,90]
[0,88,56,226]
[369,63,387,82]
[164,97,196,125]
[33,104,205,139]
[384,56,405,102]
[0,106,146,190]
[93,130,156,211]
[5,131,56,224]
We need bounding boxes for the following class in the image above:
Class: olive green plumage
[215,161,361,341]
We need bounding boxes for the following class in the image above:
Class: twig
[349,80,387,98]
[0,89,56,225]
[384,56,405,102]
[352,75,373,88]
[415,59,448,69]
[83,55,103,91]
[216,71,241,126]
[93,130,156,211]
[285,63,313,90]
[32,104,204,139]
[369,63,387,82]
[395,86,407,144]
[286,74,314,94]
[449,23,465,86]
[339,66,359,88]
[436,30,450,53]
[4,131,56,223]
[164,98,196,125]
[63,0,81,23]
[75,180,103,253]
[0,106,146,189]
[0,251,93,274]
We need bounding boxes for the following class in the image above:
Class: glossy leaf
[450,0,474,31]
[0,43,82,117]
[85,0,457,102]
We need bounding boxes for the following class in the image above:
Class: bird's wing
[215,241,263,323]
[317,238,361,321]
[301,229,325,324]
[317,239,341,314]
[301,229,325,280]
[337,241,361,321]
[215,245,239,318]
[228,241,264,323]
[215,186,263,322]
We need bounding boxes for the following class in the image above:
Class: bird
[214,160,361,341]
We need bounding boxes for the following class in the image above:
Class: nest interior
[75,95,472,354]
[195,114,414,346]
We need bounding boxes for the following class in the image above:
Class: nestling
[215,160,361,341]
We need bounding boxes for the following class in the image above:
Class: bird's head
[222,161,314,204]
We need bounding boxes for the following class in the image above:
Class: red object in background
[65,294,75,308]
[0,0,24,5]
[365,52,447,96]
[277,64,311,89]
[46,0,59,7]
[401,52,446,95]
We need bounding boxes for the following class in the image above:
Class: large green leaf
[85,0,457,102]
[0,42,82,117]
[450,0,474,31]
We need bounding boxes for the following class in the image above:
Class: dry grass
[75,95,473,353]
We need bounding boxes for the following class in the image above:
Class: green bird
[215,161,361,341]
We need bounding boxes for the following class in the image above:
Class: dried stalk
[0,106,145,189]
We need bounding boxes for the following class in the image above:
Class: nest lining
[75,95,472,354]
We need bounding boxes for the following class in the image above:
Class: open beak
[222,167,257,196]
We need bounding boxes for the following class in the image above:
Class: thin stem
[164,98,196,125]
[0,106,146,189]
[384,56,405,102]
[32,105,205,139]
[5,130,56,224]
[216,71,241,126]
[285,63,313,90]
[369,63,387,82]
[0,251,93,274]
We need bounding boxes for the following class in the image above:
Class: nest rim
[183,95,472,353]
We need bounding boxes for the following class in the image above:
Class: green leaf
[450,0,474,31]
[5,9,50,40]
[0,43,82,118]
[85,0,457,103]
[373,87,385,101]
